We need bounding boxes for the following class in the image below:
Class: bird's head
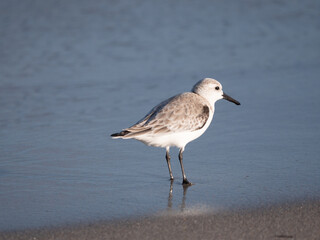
[192,78,240,106]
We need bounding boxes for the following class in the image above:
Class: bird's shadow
[167,180,191,212]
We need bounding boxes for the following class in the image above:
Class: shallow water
[1,0,320,230]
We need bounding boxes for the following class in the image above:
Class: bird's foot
[182,178,193,186]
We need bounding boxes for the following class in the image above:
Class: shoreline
[2,199,319,240]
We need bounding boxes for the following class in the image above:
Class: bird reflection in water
[167,180,191,212]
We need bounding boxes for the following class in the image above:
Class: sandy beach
[2,200,319,240]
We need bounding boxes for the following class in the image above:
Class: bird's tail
[110,130,130,139]
[110,127,152,139]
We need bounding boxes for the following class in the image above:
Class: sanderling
[111,78,240,185]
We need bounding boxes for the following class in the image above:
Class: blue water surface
[1,0,320,230]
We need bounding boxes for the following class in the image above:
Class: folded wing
[121,93,210,138]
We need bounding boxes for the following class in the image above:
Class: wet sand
[2,200,319,240]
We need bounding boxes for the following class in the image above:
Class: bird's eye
[215,86,220,90]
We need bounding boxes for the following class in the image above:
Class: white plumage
[111,78,240,185]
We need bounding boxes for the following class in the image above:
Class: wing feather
[124,93,210,136]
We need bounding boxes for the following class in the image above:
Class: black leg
[178,148,192,185]
[166,147,174,180]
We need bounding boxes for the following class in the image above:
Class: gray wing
[124,93,210,136]
[134,96,175,127]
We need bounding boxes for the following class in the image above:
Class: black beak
[222,93,240,105]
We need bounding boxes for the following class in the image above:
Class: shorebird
[111,78,240,185]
